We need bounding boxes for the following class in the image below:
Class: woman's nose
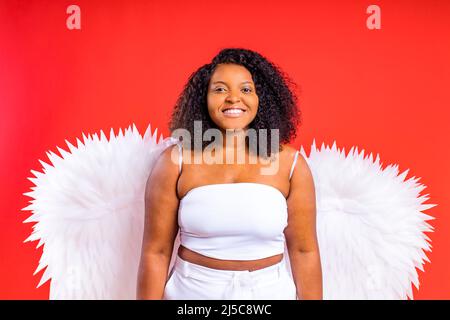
[225,92,241,103]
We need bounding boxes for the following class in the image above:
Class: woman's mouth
[222,108,246,118]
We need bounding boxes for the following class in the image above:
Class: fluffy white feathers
[22,127,435,299]
[302,140,435,299]
[22,124,178,299]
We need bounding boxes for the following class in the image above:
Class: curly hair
[168,48,302,157]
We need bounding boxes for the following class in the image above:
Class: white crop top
[176,143,300,260]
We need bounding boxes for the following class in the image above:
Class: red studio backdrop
[0,0,449,299]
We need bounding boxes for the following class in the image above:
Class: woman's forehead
[211,64,254,83]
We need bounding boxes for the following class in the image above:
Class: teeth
[224,109,243,114]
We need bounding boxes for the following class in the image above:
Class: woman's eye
[213,87,252,93]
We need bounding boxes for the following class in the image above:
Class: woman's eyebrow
[211,80,253,85]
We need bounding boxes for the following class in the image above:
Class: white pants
[163,255,297,300]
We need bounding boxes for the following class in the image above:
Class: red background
[1,0,449,299]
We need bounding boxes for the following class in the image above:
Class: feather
[22,125,179,299]
[22,130,434,300]
[287,142,435,299]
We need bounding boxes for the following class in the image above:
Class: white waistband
[173,255,285,286]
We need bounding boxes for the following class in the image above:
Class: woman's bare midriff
[178,245,283,272]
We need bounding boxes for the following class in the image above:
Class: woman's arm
[285,152,323,300]
[136,145,181,299]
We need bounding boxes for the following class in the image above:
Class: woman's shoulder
[159,143,181,170]
[279,143,308,174]
[143,143,181,202]
[148,143,181,181]
[279,143,300,161]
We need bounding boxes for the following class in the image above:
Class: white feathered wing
[23,126,435,299]
[284,140,435,300]
[22,124,180,299]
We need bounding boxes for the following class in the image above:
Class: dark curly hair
[168,48,302,158]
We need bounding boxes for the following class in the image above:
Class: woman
[137,48,322,300]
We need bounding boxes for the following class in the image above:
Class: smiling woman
[137,48,319,300]
[21,47,435,300]
[207,64,259,126]
[168,48,301,158]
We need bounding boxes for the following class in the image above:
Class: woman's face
[207,63,259,131]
